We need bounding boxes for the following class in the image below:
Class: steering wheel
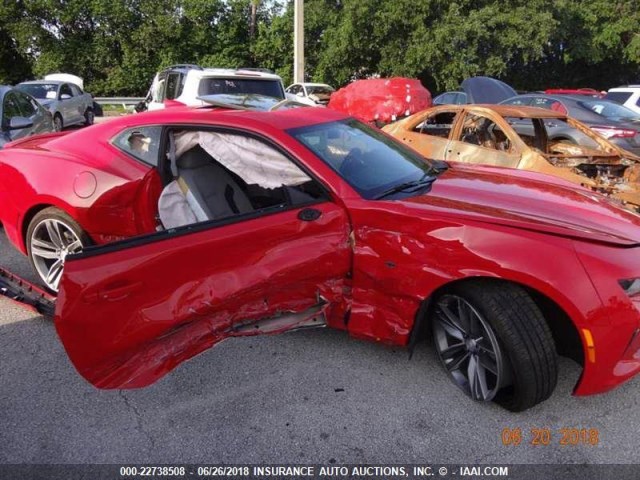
[339,148,365,176]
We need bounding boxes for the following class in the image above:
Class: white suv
[605,86,640,115]
[141,65,287,111]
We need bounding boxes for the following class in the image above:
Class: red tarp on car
[327,78,432,125]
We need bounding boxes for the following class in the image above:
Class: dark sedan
[501,94,640,155]
[1,85,54,148]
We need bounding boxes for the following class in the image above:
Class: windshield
[17,83,58,100]
[288,119,437,199]
[198,77,284,99]
[307,85,334,95]
[578,100,640,122]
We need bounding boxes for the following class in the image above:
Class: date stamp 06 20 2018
[501,427,599,446]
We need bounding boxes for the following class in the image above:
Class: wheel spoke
[440,342,466,360]
[46,259,64,287]
[471,356,490,400]
[31,238,59,259]
[457,297,472,332]
[478,349,498,375]
[446,350,470,372]
[45,220,63,248]
[66,239,83,253]
[438,304,466,340]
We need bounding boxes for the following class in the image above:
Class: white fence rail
[94,97,145,106]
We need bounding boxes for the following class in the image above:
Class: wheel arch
[20,201,86,254]
[410,276,585,367]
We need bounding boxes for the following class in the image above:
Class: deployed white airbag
[174,131,311,189]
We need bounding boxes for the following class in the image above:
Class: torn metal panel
[54,202,352,389]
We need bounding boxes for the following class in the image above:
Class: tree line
[1,0,638,96]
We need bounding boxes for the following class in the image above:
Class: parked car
[17,80,95,131]
[43,73,103,117]
[2,106,640,411]
[383,104,640,212]
[500,94,640,156]
[285,83,334,106]
[605,85,640,116]
[544,88,604,98]
[433,76,517,105]
[0,85,54,148]
[139,64,287,111]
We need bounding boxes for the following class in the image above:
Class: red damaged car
[1,106,640,411]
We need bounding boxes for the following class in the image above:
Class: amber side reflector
[582,329,596,363]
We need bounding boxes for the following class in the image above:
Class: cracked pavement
[1,228,639,464]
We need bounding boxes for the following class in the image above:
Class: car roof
[38,106,350,154]
[435,104,568,119]
[0,85,11,96]
[188,68,282,81]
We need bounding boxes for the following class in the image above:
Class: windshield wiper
[375,175,437,200]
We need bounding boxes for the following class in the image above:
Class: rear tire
[432,281,558,412]
[53,114,63,132]
[84,108,94,126]
[26,207,91,294]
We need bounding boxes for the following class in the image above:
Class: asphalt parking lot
[1,227,639,465]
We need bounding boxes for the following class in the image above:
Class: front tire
[432,281,558,411]
[26,208,91,294]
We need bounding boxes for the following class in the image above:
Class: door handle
[298,208,322,222]
[101,281,142,301]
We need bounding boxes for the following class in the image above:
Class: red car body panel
[55,202,352,388]
[2,106,640,395]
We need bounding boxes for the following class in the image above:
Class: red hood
[401,165,640,246]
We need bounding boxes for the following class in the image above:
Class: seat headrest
[176,145,212,170]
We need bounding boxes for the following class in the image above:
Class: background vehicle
[605,86,640,115]
[383,103,640,211]
[2,107,640,412]
[327,77,431,125]
[433,76,517,105]
[17,80,95,131]
[500,93,640,155]
[0,85,54,148]
[285,82,334,106]
[141,64,287,111]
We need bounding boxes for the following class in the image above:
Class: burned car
[383,104,640,212]
[2,106,640,412]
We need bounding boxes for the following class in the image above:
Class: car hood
[38,99,54,108]
[461,76,517,104]
[400,165,640,246]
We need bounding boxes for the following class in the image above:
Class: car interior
[415,111,457,138]
[156,129,326,229]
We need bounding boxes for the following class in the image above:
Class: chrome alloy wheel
[433,294,506,402]
[30,218,84,292]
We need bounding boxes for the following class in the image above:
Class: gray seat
[176,145,254,220]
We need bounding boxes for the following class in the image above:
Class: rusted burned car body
[383,105,640,211]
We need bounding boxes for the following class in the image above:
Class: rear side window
[198,78,285,99]
[165,73,183,100]
[60,84,74,98]
[604,91,632,104]
[112,126,163,166]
